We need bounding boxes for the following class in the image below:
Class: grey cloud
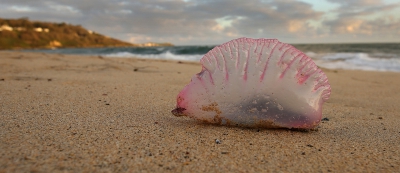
[326,0,384,7]
[328,0,400,18]
[324,16,400,35]
[229,0,323,36]
[323,0,400,37]
[326,0,400,19]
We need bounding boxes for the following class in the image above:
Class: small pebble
[215,139,221,144]
[322,117,329,121]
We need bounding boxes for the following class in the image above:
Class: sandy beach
[0,51,399,172]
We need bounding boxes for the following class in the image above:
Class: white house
[34,27,43,32]
[0,25,13,31]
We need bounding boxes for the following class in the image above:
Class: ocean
[27,42,400,72]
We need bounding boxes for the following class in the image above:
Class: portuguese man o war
[172,38,331,129]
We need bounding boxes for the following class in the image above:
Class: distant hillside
[0,18,139,50]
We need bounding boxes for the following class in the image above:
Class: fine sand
[0,51,399,172]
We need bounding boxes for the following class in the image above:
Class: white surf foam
[309,52,400,72]
[106,51,400,72]
[104,51,203,61]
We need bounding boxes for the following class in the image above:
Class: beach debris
[133,66,158,72]
[171,38,331,129]
[321,117,330,121]
[215,139,221,144]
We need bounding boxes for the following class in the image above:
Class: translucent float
[172,38,331,129]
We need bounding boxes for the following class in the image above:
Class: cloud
[325,16,400,36]
[0,0,399,44]
[322,0,400,39]
[326,0,400,18]
[327,0,383,7]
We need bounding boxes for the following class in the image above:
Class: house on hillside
[34,27,49,32]
[34,27,43,32]
[0,25,13,31]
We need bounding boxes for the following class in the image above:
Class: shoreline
[1,51,399,172]
[5,43,400,73]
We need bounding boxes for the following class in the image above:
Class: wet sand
[0,51,399,172]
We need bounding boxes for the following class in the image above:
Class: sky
[0,0,399,45]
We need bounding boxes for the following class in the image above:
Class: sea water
[26,42,400,72]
